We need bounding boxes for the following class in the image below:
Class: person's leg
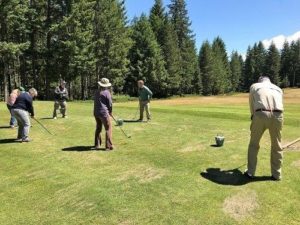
[269,113,284,180]
[61,101,67,117]
[246,112,267,176]
[139,101,145,121]
[101,116,113,149]
[7,104,16,126]
[145,101,151,120]
[94,117,102,148]
[13,110,23,139]
[18,110,31,141]
[59,101,66,117]
[53,101,59,118]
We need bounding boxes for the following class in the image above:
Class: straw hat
[98,78,111,87]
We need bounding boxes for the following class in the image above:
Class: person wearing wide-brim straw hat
[92,78,114,150]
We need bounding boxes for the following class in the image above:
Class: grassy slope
[0,89,299,225]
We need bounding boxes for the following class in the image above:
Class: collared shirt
[249,80,283,115]
[94,89,112,118]
[12,92,34,116]
[138,85,153,101]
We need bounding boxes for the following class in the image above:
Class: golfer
[6,88,21,128]
[11,88,38,142]
[53,80,68,119]
[244,76,284,181]
[93,78,114,150]
[137,80,153,121]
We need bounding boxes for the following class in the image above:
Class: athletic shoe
[243,171,254,179]
[53,117,57,120]
[22,138,31,142]
[15,139,23,142]
[10,125,15,128]
[106,146,114,151]
[271,175,281,181]
[63,116,68,119]
[91,146,101,150]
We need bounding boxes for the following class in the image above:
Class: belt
[255,109,283,113]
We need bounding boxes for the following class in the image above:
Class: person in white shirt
[245,76,284,181]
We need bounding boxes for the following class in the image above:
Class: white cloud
[262,31,300,49]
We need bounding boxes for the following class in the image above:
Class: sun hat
[98,78,112,87]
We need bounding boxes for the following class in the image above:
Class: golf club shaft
[111,115,131,138]
[33,118,54,135]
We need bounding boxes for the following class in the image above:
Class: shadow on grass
[200,168,273,186]
[123,119,142,123]
[62,146,106,152]
[210,144,222,148]
[40,117,54,120]
[0,126,11,129]
[0,138,19,144]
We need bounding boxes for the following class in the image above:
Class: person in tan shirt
[245,76,284,181]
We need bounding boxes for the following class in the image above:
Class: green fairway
[0,90,300,225]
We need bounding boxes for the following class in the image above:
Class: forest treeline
[1,0,300,100]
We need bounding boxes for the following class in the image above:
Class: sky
[125,0,300,56]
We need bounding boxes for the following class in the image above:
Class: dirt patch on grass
[292,160,300,168]
[223,190,259,221]
[177,143,205,153]
[153,88,300,106]
[117,164,168,183]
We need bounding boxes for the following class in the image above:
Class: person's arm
[63,88,69,101]
[249,90,254,119]
[26,96,34,117]
[107,92,113,115]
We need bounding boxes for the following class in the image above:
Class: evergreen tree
[92,0,131,93]
[198,41,215,95]
[280,41,291,87]
[265,42,280,85]
[169,0,201,94]
[126,15,168,97]
[212,36,231,93]
[243,46,255,89]
[230,51,243,92]
[290,40,300,87]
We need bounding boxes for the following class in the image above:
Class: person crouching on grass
[11,88,38,142]
[92,78,114,151]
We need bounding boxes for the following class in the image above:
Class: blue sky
[125,0,300,56]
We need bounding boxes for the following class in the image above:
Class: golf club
[111,115,131,138]
[132,104,139,120]
[282,137,300,150]
[32,117,54,135]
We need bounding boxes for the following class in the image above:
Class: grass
[0,89,300,225]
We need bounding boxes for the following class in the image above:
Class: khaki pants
[139,100,151,120]
[94,116,113,149]
[53,101,67,117]
[247,111,283,179]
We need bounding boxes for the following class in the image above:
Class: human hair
[258,76,270,83]
[137,80,144,85]
[28,88,38,97]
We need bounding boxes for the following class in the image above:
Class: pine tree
[290,40,300,87]
[169,0,201,94]
[230,51,243,92]
[198,41,215,95]
[212,36,231,93]
[265,43,280,85]
[92,0,131,93]
[243,46,255,89]
[280,41,291,87]
[126,15,168,97]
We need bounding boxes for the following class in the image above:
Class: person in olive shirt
[137,80,153,121]
[11,88,38,142]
